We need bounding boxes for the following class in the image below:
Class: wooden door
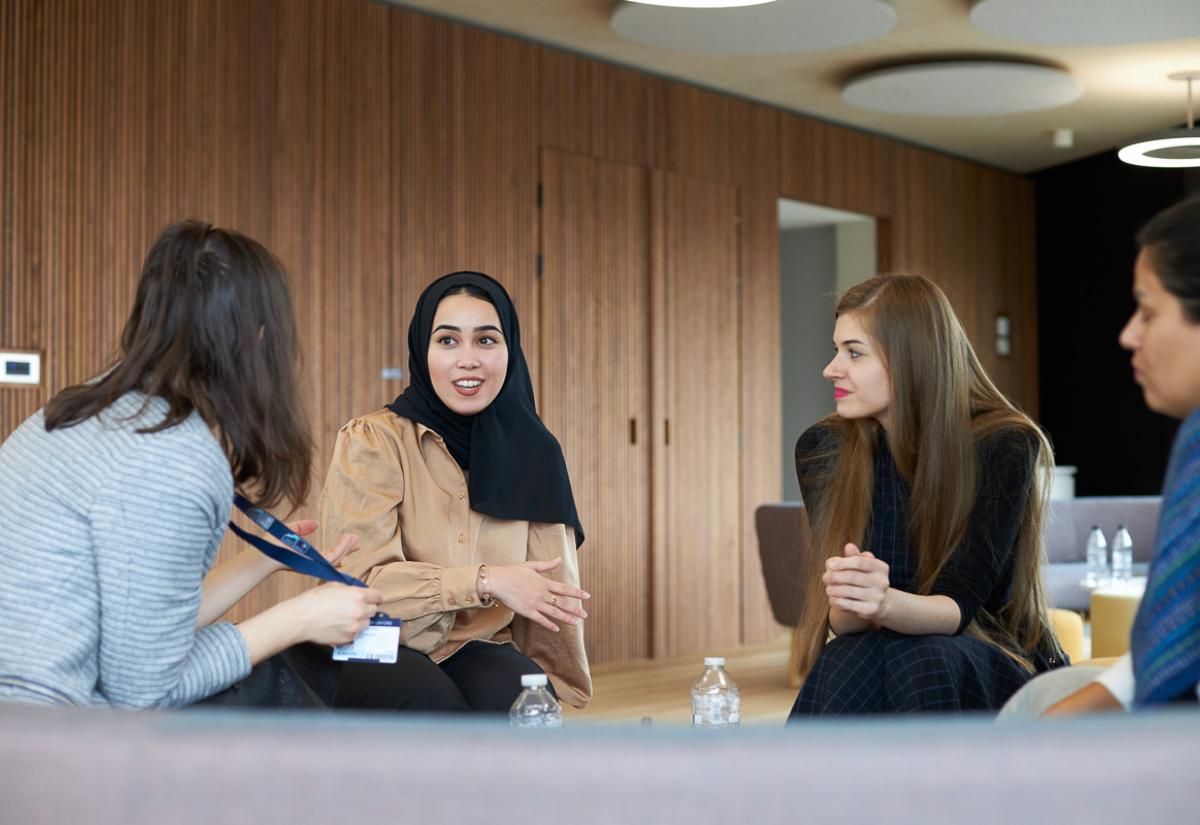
[539,148,652,665]
[651,170,742,658]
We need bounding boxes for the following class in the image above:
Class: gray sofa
[2,704,1198,824]
[1041,496,1159,610]
[755,496,1162,622]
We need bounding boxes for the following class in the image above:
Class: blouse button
[466,595,474,604]
[458,491,465,499]
[458,533,465,543]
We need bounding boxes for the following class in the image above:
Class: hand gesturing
[487,558,590,632]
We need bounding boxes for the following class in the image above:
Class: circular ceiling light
[1119,72,1200,168]
[627,0,778,6]
[970,0,1200,47]
[610,0,895,55]
[842,61,1083,116]
[1118,133,1200,167]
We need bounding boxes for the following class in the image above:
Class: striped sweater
[1131,407,1200,705]
[0,392,250,708]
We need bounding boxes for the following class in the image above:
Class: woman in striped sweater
[0,221,380,709]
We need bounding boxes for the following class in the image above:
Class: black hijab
[387,271,584,546]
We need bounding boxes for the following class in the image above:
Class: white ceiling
[384,0,1200,173]
[842,61,1084,116]
[969,0,1200,47]
[610,0,896,55]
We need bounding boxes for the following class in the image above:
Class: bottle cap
[703,657,726,666]
[1118,523,1127,529]
[1091,525,1100,530]
[521,673,548,687]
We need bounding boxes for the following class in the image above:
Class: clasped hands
[483,558,590,633]
[269,522,589,637]
[823,542,892,622]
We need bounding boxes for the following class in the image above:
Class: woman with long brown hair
[789,273,1064,717]
[0,221,380,708]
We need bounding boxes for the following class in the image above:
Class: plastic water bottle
[1084,525,1109,588]
[1111,524,1133,584]
[691,657,740,729]
[509,674,562,728]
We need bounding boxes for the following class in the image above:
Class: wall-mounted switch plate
[1,352,41,385]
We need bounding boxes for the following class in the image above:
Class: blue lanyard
[229,494,367,587]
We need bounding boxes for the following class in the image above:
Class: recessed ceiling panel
[610,0,896,55]
[843,61,1083,116]
[971,0,1200,46]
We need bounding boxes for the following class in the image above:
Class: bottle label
[511,715,563,729]
[691,693,740,726]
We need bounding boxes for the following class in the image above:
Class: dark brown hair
[1138,195,1200,322]
[794,274,1058,675]
[44,220,312,510]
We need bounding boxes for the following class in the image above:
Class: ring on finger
[549,594,558,605]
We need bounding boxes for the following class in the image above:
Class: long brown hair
[794,274,1058,675]
[44,220,312,510]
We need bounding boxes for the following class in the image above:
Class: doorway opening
[778,198,876,501]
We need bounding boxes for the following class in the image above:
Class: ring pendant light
[1119,72,1200,169]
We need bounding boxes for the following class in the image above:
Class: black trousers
[334,640,549,713]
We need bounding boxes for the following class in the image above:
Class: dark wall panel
[1034,154,1196,496]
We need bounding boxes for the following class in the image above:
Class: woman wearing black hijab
[319,272,592,712]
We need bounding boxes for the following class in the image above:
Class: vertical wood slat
[390,6,455,367]
[1006,178,1039,416]
[539,49,660,169]
[539,148,652,665]
[779,114,894,219]
[653,170,742,658]
[649,170,669,659]
[452,24,540,388]
[736,102,783,646]
[887,144,1039,417]
[642,83,786,648]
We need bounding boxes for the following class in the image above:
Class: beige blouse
[318,409,592,708]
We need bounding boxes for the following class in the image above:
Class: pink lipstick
[834,388,850,399]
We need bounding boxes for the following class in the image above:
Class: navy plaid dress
[789,425,1062,718]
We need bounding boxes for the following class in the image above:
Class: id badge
[332,613,401,664]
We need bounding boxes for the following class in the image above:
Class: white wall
[777,208,876,501]
[835,218,876,294]
[779,226,837,501]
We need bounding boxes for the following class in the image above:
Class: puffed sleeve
[319,416,480,652]
[510,523,592,709]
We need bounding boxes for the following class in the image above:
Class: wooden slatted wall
[0,0,1038,662]
[651,170,742,657]
[539,148,652,664]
